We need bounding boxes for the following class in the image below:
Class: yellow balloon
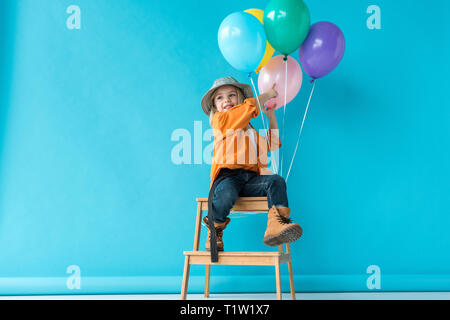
[244,8,275,74]
[244,8,264,23]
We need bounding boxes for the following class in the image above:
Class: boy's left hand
[263,103,277,120]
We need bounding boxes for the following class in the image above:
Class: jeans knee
[216,188,237,203]
[269,174,286,189]
[213,190,237,219]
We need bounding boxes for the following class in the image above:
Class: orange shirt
[210,98,281,187]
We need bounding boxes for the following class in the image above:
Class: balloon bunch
[217,0,346,180]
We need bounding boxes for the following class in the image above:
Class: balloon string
[249,75,278,175]
[281,56,288,177]
[285,80,316,183]
[249,75,268,134]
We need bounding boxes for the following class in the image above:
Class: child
[201,76,303,262]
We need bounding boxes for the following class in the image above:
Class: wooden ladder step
[183,251,291,266]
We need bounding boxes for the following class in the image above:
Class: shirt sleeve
[266,128,282,151]
[212,98,259,131]
[251,124,282,152]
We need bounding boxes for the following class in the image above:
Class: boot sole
[263,225,303,247]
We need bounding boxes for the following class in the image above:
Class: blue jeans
[211,169,289,223]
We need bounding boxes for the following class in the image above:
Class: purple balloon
[299,21,345,80]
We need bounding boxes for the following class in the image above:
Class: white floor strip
[1,292,450,300]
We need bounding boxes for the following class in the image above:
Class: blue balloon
[218,12,266,73]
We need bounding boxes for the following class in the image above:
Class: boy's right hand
[268,83,279,100]
[257,83,279,108]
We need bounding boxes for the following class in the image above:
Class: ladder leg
[193,203,203,251]
[274,258,282,300]
[181,255,190,300]
[286,244,296,300]
[287,260,295,300]
[205,264,211,298]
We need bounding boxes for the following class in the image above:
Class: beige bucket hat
[201,77,254,116]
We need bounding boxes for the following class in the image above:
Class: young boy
[201,76,302,261]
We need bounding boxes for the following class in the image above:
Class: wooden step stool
[181,197,296,300]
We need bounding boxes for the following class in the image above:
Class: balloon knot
[283,55,288,61]
[310,78,315,83]
[248,72,252,78]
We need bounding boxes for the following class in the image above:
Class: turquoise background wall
[1,0,449,294]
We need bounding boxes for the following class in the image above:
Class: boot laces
[216,228,224,238]
[276,214,292,225]
[205,220,225,238]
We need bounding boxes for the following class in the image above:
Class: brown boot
[203,217,230,251]
[263,206,302,246]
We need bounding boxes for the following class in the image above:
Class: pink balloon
[257,55,303,110]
